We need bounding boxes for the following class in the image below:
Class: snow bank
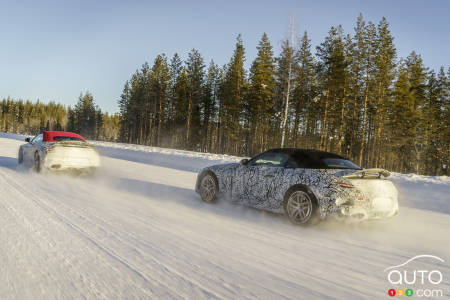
[0,131,27,141]
[89,140,242,172]
[390,172,450,214]
[390,172,450,185]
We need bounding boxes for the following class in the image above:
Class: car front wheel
[199,173,218,203]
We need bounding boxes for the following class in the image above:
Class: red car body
[43,131,87,142]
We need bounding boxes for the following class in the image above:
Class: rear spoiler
[343,168,390,179]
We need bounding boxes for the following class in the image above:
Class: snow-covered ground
[0,132,449,299]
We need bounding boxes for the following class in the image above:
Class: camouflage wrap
[196,163,372,219]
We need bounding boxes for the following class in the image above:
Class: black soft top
[264,148,348,169]
[267,148,344,159]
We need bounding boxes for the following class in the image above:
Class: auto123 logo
[384,255,446,298]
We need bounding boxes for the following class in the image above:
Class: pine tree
[444,68,450,175]
[248,33,275,154]
[150,54,171,146]
[73,91,98,139]
[407,52,428,173]
[185,49,205,150]
[220,34,246,154]
[423,70,443,174]
[202,60,220,152]
[291,31,317,148]
[167,53,183,144]
[118,81,131,142]
[276,37,296,148]
[372,17,396,167]
[388,53,427,173]
[389,60,413,172]
[316,25,347,153]
[174,67,189,146]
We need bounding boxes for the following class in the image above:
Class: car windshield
[53,136,85,142]
[249,152,291,167]
[321,158,361,170]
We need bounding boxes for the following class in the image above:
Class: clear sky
[1,0,449,113]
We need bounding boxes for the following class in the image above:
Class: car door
[23,134,42,162]
[21,134,35,162]
[244,151,291,208]
[231,153,266,205]
[226,163,250,203]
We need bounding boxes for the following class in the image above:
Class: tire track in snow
[22,174,376,299]
[2,171,222,300]
[0,171,160,299]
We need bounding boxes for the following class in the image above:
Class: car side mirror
[240,159,249,166]
[25,137,30,143]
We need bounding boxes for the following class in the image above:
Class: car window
[32,134,43,144]
[288,152,327,168]
[53,136,85,142]
[248,152,291,167]
[322,158,361,170]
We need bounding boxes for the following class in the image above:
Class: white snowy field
[0,132,449,299]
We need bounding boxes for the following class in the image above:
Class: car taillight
[45,146,55,152]
[337,182,354,188]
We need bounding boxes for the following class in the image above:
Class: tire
[284,187,319,226]
[18,148,23,164]
[34,152,41,173]
[199,172,219,203]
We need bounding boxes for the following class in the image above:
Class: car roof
[42,131,86,142]
[266,148,345,159]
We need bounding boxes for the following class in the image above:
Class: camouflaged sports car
[195,148,398,225]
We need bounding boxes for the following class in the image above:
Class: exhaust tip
[346,208,368,222]
[350,213,367,220]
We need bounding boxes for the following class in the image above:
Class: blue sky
[1,0,448,113]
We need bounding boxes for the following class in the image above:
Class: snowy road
[0,135,449,299]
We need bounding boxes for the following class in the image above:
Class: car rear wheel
[284,188,318,225]
[34,152,41,173]
[199,173,218,203]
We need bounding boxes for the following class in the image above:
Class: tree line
[118,14,449,175]
[0,93,120,141]
[1,14,449,175]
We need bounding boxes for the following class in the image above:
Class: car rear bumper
[334,205,398,221]
[327,195,398,222]
[326,178,399,222]
[43,154,100,170]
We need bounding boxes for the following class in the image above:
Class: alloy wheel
[286,190,313,224]
[200,175,217,203]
